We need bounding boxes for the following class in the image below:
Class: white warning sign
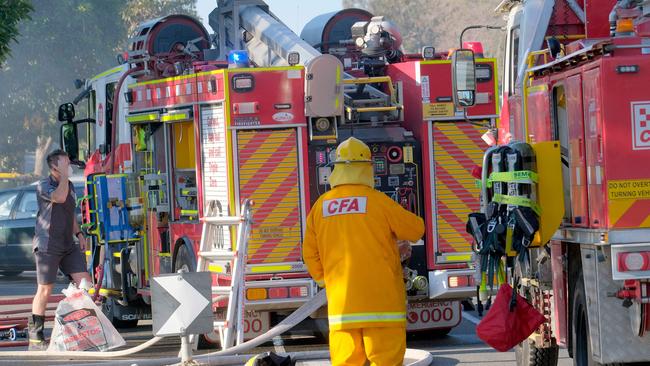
[420,75,430,103]
[631,101,650,150]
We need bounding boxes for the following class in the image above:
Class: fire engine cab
[57,0,499,344]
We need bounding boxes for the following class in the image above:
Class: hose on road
[1,290,433,366]
[0,336,163,359]
[0,290,326,361]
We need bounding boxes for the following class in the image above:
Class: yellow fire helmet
[329,136,374,188]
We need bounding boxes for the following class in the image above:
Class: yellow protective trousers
[329,327,406,366]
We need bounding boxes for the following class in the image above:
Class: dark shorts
[34,246,87,285]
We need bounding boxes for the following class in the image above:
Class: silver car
[0,182,85,276]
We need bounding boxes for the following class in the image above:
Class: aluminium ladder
[190,199,254,350]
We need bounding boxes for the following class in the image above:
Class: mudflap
[581,245,650,363]
[103,297,151,323]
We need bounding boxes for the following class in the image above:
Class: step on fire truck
[454,0,650,365]
[56,0,498,344]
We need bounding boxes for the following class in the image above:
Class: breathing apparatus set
[466,141,542,299]
[466,140,565,350]
[465,137,563,304]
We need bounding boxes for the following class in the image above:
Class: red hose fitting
[92,264,105,302]
[614,280,644,301]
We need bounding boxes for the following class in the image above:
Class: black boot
[28,314,47,351]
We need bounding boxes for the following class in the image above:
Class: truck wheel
[572,277,601,366]
[173,243,218,349]
[426,327,452,338]
[102,298,139,329]
[407,327,452,341]
[197,331,221,349]
[515,339,559,366]
[313,318,330,343]
[173,244,195,273]
[112,317,139,329]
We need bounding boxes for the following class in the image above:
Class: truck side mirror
[58,103,75,123]
[61,122,80,164]
[451,49,477,108]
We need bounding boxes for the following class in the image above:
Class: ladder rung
[346,105,401,113]
[200,251,234,261]
[343,76,392,85]
[198,200,253,350]
[202,216,242,225]
[207,263,229,274]
[212,286,231,295]
[344,95,385,103]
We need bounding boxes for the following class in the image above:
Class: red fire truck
[455,0,650,364]
[57,0,498,343]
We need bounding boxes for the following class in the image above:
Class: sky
[196,0,343,35]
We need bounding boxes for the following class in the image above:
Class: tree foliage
[343,0,504,62]
[0,0,196,174]
[121,0,197,35]
[0,0,33,65]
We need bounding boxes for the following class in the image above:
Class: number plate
[214,310,271,340]
[406,300,461,330]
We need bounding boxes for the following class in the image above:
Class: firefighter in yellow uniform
[303,137,425,366]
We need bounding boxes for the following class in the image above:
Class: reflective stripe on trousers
[328,312,405,326]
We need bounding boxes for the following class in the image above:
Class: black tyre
[407,327,452,341]
[313,318,330,343]
[197,331,221,349]
[102,298,139,329]
[572,277,601,366]
[515,339,559,366]
[427,327,452,338]
[174,243,217,349]
[0,271,23,277]
[173,244,195,273]
[112,317,139,329]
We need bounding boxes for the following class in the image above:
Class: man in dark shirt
[29,150,91,350]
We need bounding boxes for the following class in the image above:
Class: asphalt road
[0,272,574,365]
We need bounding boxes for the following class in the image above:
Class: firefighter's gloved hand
[397,240,413,263]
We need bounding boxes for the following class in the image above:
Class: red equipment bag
[476,283,546,351]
